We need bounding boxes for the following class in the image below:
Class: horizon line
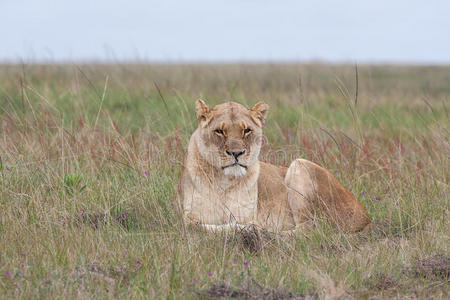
[1,58,449,67]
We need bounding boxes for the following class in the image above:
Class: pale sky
[1,0,449,63]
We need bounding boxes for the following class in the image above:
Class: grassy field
[0,63,448,299]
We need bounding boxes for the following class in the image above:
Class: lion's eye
[243,128,252,136]
[214,129,224,136]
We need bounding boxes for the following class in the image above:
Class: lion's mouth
[222,163,247,170]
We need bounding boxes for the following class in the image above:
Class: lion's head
[194,100,269,177]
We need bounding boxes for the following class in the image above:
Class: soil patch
[201,278,313,300]
[407,254,450,280]
[365,273,399,291]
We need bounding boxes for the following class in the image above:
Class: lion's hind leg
[285,158,371,232]
[284,159,316,230]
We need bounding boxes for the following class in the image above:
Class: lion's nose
[226,150,245,160]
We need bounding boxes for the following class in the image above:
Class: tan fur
[178,100,371,233]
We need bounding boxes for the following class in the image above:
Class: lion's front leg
[200,223,245,233]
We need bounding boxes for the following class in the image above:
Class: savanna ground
[0,63,448,299]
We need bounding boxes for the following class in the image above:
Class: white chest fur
[183,171,258,224]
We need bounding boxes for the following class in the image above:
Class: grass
[0,63,448,299]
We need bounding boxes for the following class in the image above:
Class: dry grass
[0,63,448,299]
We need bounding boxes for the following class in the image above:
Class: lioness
[179,100,370,233]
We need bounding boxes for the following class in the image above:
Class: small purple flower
[136,260,141,264]
[395,202,399,206]
[243,262,249,266]
[22,253,26,258]
[170,203,174,207]
[208,272,212,277]
[123,252,127,257]
[144,171,148,176]
[154,220,157,224]
[82,209,85,217]
[194,222,199,226]
[233,258,237,263]
[20,263,24,268]
[375,197,381,201]
[159,174,163,178]
[6,166,10,171]
[194,279,199,283]
[361,192,365,196]
[6,271,10,276]
[385,220,390,224]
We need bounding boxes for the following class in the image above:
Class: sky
[1,0,449,63]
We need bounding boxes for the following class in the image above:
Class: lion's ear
[250,101,269,126]
[195,99,212,126]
